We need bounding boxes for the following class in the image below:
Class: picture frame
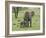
[5,1,45,37]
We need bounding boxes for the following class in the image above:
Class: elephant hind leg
[30,20,32,27]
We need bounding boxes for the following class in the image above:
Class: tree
[13,7,26,18]
[13,7,19,18]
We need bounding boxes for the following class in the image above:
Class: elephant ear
[31,11,34,16]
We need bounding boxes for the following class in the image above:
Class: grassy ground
[12,7,40,31]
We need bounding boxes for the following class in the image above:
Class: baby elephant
[20,20,29,28]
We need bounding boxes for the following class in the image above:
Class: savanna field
[12,7,40,31]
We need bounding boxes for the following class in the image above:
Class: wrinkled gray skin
[20,11,34,28]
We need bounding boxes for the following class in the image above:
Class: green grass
[12,7,40,31]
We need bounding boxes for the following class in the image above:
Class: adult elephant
[24,11,34,27]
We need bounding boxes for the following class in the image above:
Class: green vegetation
[12,7,40,31]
